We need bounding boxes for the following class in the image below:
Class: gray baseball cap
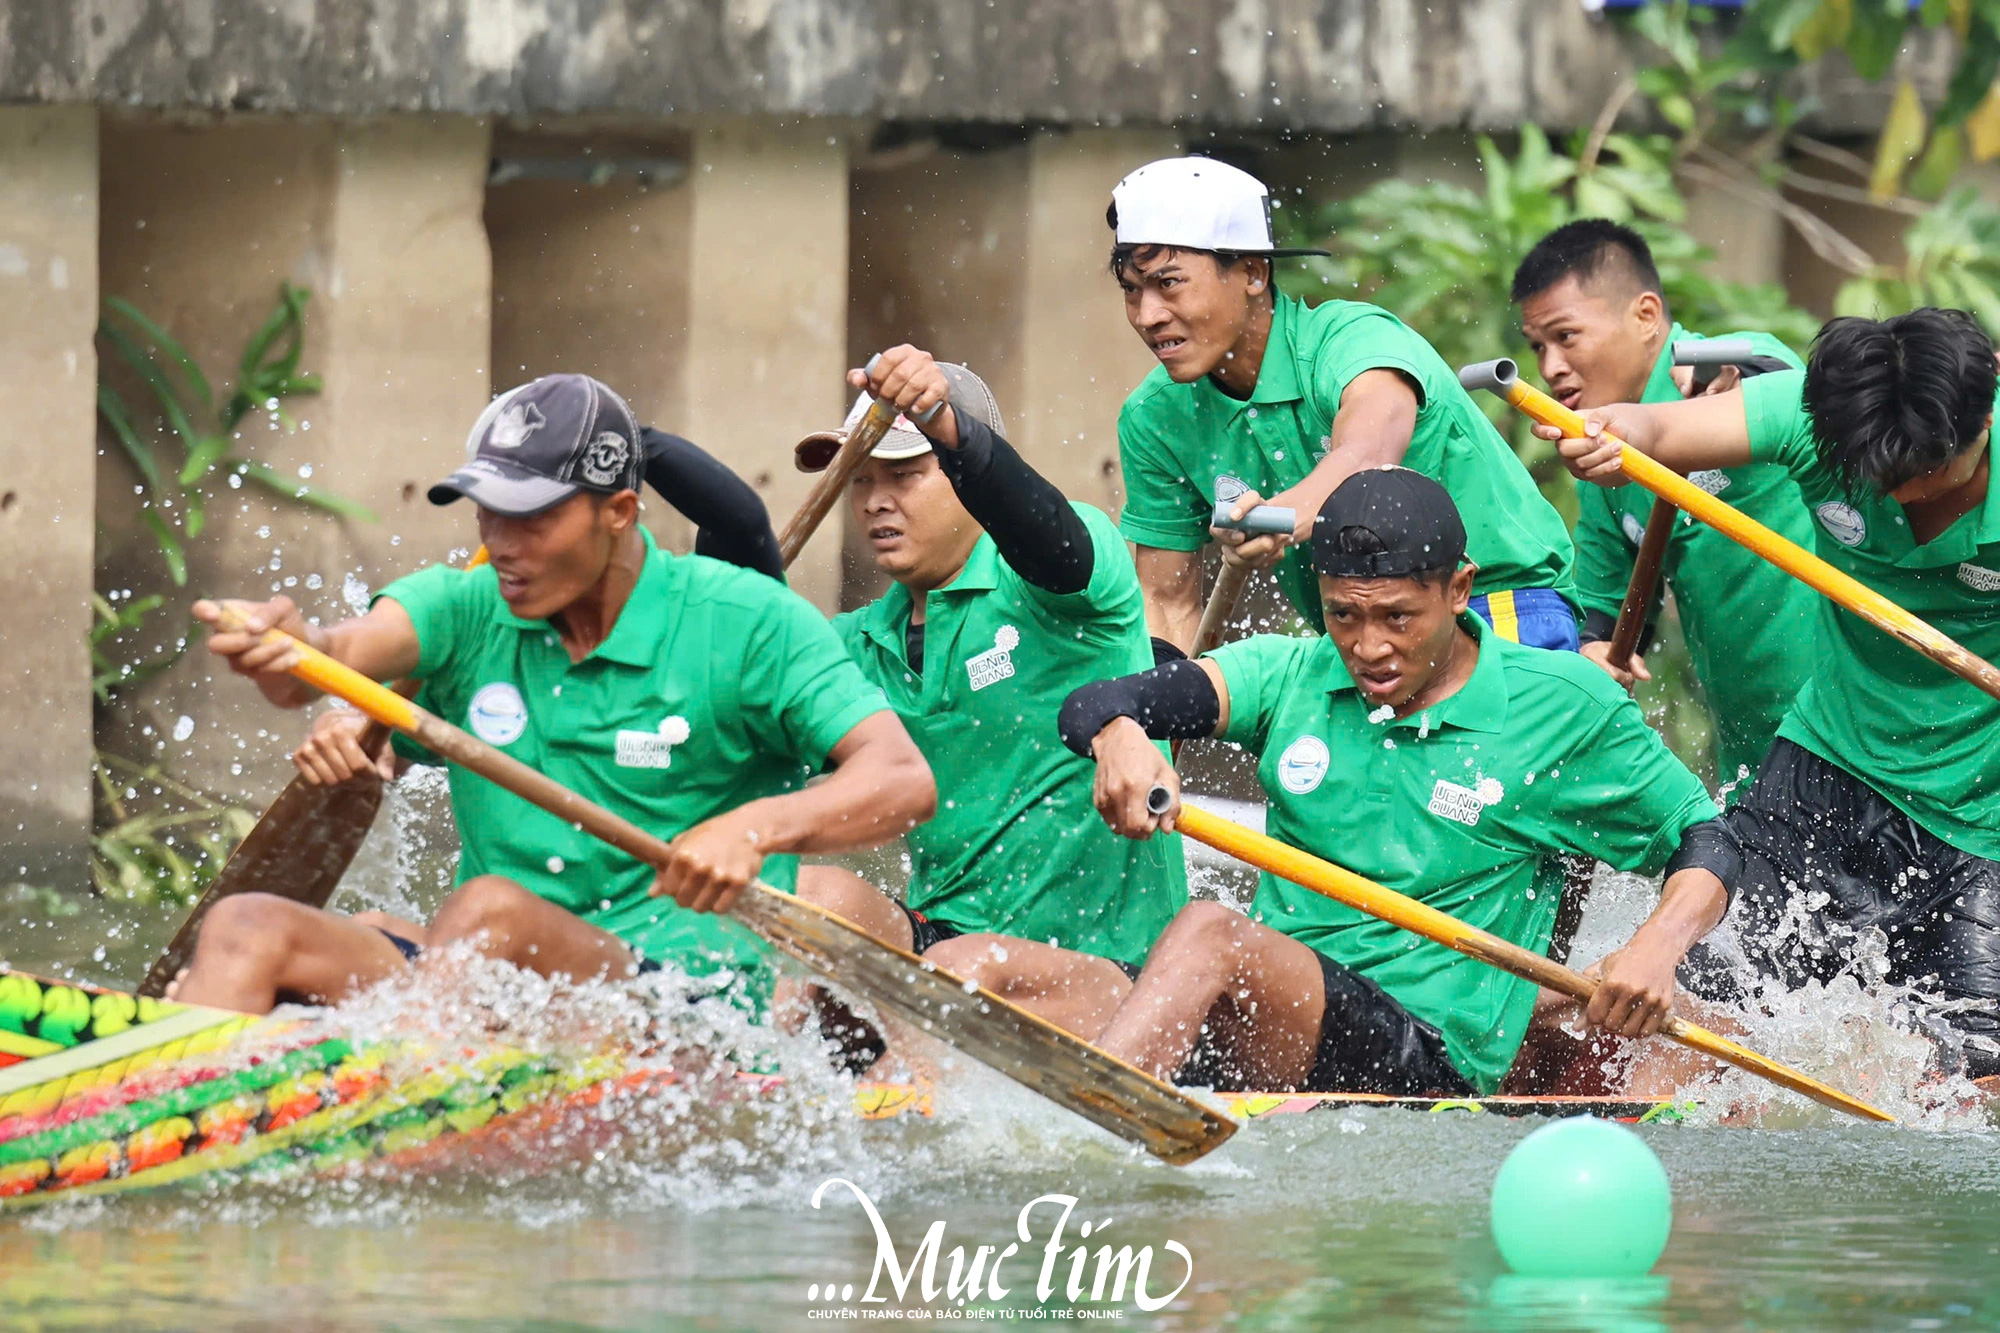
[794,362,1006,472]
[429,374,645,517]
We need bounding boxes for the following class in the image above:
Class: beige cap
[794,362,1004,472]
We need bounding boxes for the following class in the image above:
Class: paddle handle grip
[1172,801,1895,1122]
[1211,501,1296,536]
[1460,359,2000,704]
[1608,497,1674,670]
[778,374,903,567]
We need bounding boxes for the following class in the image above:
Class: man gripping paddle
[793,348,1185,1040]
[1106,156,1578,652]
[1539,308,2000,1077]
[176,372,934,1015]
[1514,220,1814,793]
[1061,468,1740,1096]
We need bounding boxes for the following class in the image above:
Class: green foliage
[91,752,256,905]
[97,282,374,591]
[1834,184,2000,326]
[89,592,181,705]
[1278,125,1818,521]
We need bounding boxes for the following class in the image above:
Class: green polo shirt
[833,504,1185,967]
[1572,325,1816,791]
[1209,617,1717,1092]
[376,529,891,990]
[1742,370,2000,859]
[1118,294,1576,632]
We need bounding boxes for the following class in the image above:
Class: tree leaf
[1789,0,1852,60]
[102,297,214,418]
[226,458,380,522]
[1871,81,1929,198]
[1844,0,1910,80]
[96,384,171,500]
[1911,123,1966,198]
[141,509,188,586]
[1938,17,2000,124]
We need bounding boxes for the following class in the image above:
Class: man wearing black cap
[179,372,934,1014]
[1057,468,1737,1096]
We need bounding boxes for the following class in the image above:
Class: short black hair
[1802,308,1996,494]
[1510,219,1664,307]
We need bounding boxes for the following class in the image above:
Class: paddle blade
[138,773,386,999]
[733,885,1237,1164]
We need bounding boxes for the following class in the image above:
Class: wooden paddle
[204,607,1236,1164]
[1163,796,1895,1123]
[136,549,491,999]
[1459,357,2000,703]
[777,382,902,566]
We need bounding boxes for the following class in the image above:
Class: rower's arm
[1133,544,1203,655]
[726,711,936,856]
[1586,851,1732,1040]
[193,595,421,710]
[930,412,1095,596]
[1059,657,1229,839]
[1546,391,1754,486]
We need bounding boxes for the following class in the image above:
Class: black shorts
[1178,948,1473,1096]
[1682,739,2000,1077]
[897,904,1143,981]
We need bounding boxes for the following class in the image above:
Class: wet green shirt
[1572,325,1815,791]
[1118,294,1575,632]
[1210,618,1717,1092]
[834,504,1185,967]
[1742,370,2000,859]
[379,530,891,987]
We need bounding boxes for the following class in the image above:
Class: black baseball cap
[428,374,644,517]
[1312,467,1467,579]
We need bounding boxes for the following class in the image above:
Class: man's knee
[196,893,313,962]
[430,876,540,941]
[924,934,1016,990]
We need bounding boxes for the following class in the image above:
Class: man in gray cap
[180,372,934,1014]
[1061,467,1737,1097]
[791,345,1186,1054]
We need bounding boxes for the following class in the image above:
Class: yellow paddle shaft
[1468,362,2000,703]
[1171,802,1896,1123]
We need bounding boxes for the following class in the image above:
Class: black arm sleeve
[640,428,785,580]
[1058,659,1220,756]
[930,413,1094,596]
[1663,817,1742,909]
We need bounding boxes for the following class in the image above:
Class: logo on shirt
[1687,469,1732,496]
[965,625,1020,692]
[468,682,528,746]
[1620,513,1646,547]
[616,715,691,769]
[1958,562,2000,593]
[1428,777,1503,827]
[1214,474,1250,505]
[1276,735,1331,794]
[1814,501,1868,547]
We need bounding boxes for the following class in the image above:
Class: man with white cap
[791,346,1186,1046]
[177,372,934,1014]
[1107,156,1578,654]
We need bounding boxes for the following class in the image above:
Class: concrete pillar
[680,119,854,613]
[486,129,698,554]
[845,127,1176,607]
[97,114,492,804]
[1683,150,1786,290]
[0,106,98,885]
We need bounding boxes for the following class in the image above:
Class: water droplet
[172,715,194,742]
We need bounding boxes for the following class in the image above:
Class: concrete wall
[0,106,98,884]
[95,114,491,804]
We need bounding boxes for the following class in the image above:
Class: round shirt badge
[994,624,1020,652]
[1277,735,1331,795]
[468,682,529,746]
[1814,501,1867,547]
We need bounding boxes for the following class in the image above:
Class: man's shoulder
[1120,364,1193,426]
[1489,637,1629,716]
[661,549,807,618]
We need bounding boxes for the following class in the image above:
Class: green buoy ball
[1490,1117,1672,1277]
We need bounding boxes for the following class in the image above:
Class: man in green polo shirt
[1544,307,2000,1076]
[791,346,1185,1040]
[177,372,933,1015]
[1514,219,1815,794]
[1058,468,1737,1096]
[1107,156,1577,652]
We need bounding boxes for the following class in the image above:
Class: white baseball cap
[1109,156,1329,258]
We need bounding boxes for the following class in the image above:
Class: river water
[6,782,2000,1332]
